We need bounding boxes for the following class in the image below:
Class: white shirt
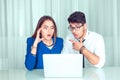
[62,31,105,68]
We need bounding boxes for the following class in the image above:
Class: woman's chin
[45,37,52,40]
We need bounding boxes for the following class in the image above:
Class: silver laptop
[43,54,83,77]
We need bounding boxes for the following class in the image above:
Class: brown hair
[32,16,57,43]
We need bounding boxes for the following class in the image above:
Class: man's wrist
[79,46,85,54]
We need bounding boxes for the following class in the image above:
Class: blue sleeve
[56,37,64,53]
[25,37,36,70]
[60,38,63,53]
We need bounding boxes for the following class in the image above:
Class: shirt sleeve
[25,38,37,70]
[55,37,64,53]
[59,38,64,53]
[93,36,105,68]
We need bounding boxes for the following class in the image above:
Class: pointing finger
[69,39,76,43]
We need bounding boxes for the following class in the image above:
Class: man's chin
[74,36,81,40]
[74,36,79,39]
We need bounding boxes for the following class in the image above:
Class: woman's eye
[51,26,54,29]
[44,26,48,29]
[43,26,54,30]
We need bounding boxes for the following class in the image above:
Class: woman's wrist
[33,40,38,47]
[31,39,39,56]
[31,46,37,49]
[31,46,37,56]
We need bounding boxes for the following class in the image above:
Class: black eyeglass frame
[68,24,83,31]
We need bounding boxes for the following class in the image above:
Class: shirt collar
[77,29,88,41]
[84,29,88,40]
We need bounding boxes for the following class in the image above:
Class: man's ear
[83,23,87,30]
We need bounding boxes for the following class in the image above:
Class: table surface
[0,66,120,80]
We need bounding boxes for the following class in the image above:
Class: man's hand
[69,39,83,51]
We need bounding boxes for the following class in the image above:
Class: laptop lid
[43,54,83,77]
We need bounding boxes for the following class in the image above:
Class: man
[62,11,105,68]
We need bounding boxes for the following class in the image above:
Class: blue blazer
[25,37,63,70]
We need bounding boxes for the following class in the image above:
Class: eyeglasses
[68,25,83,31]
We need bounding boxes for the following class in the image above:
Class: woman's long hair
[32,16,57,43]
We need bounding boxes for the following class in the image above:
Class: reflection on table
[0,67,120,80]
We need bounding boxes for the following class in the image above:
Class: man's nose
[72,29,76,33]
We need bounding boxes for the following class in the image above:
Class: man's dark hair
[68,11,86,25]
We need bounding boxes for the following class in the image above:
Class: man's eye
[71,27,75,29]
[76,27,80,28]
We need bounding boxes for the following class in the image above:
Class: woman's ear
[38,28,42,38]
[39,33,42,38]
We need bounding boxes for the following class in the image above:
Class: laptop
[43,54,83,77]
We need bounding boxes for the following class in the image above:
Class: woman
[25,16,63,70]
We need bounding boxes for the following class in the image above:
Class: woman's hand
[35,28,44,43]
[31,28,44,55]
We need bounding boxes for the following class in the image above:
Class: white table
[0,66,120,80]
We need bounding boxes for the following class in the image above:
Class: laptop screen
[43,54,83,77]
